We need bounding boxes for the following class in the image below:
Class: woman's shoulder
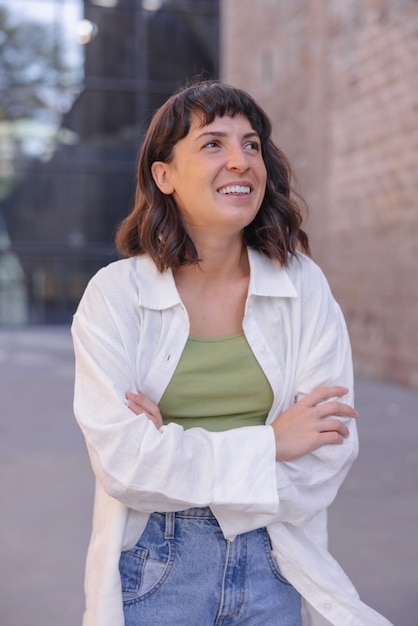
[82,254,179,313]
[90,254,159,288]
[77,256,154,308]
[251,248,325,279]
[285,250,322,272]
[74,255,168,326]
[283,252,336,308]
[286,251,328,285]
[253,249,330,292]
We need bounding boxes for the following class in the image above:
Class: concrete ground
[0,326,417,626]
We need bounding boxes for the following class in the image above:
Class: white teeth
[218,185,251,195]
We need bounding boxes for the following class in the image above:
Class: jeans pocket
[119,514,175,604]
[119,547,148,595]
[262,529,293,586]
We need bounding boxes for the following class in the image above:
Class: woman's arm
[72,288,279,519]
[213,295,359,538]
[271,300,359,522]
[126,384,357,462]
[127,375,358,536]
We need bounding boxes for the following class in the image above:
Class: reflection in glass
[0,0,219,324]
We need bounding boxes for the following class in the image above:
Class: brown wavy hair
[115,79,310,271]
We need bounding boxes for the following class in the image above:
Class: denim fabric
[119,507,302,625]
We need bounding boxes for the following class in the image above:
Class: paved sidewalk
[1,326,417,626]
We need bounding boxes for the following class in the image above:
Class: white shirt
[72,248,393,626]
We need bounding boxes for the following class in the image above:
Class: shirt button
[324,603,332,611]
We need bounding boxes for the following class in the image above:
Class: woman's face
[151,113,267,239]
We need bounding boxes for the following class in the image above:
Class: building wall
[222,0,418,388]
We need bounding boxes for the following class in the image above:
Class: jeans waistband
[154,507,217,540]
[174,506,215,518]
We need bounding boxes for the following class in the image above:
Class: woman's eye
[245,141,261,151]
[203,140,219,149]
[201,139,261,151]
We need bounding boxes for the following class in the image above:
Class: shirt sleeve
[214,262,359,538]
[71,280,279,518]
[273,299,359,526]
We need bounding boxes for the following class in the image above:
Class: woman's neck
[174,237,249,288]
[173,239,250,338]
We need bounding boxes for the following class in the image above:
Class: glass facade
[0,0,219,324]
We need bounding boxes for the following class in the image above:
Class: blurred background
[0,0,219,327]
[1,0,417,388]
[1,1,417,625]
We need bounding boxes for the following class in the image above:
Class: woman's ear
[151,161,174,195]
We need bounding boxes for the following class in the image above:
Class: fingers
[312,390,357,445]
[318,430,346,446]
[319,418,350,439]
[273,384,358,460]
[125,391,164,429]
[126,390,156,412]
[299,385,349,407]
[125,392,143,415]
[145,412,163,429]
[314,400,359,420]
[299,386,358,421]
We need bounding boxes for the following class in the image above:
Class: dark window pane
[0,0,219,324]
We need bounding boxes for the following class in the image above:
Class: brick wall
[222,0,418,388]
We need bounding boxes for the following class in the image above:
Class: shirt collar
[136,255,182,310]
[247,247,298,298]
[136,248,298,310]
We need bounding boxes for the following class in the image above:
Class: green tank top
[159,333,274,431]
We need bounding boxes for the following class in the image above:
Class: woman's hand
[271,386,358,462]
[126,391,163,429]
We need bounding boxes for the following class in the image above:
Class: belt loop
[164,512,175,539]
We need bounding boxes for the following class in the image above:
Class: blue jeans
[119,507,302,625]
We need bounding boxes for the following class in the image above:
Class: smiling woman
[72,79,394,626]
[116,81,309,271]
[150,114,267,244]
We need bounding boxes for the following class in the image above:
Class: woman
[72,80,393,625]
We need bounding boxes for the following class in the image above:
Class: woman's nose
[225,145,249,171]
